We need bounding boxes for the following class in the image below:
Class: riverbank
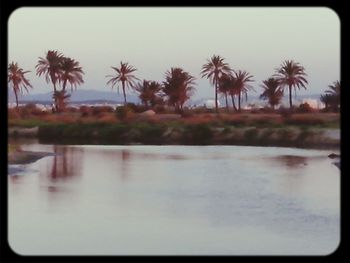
[8,122,340,149]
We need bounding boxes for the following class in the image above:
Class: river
[8,142,340,255]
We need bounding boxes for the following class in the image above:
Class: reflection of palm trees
[49,146,82,181]
[120,150,131,180]
[277,155,307,168]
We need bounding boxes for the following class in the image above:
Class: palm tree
[52,90,71,112]
[320,93,333,111]
[218,74,233,111]
[233,70,254,111]
[326,80,340,110]
[106,61,139,104]
[259,77,283,110]
[163,67,195,112]
[60,57,84,92]
[320,80,340,111]
[36,50,64,92]
[135,80,163,108]
[201,55,232,112]
[275,60,308,110]
[8,62,33,108]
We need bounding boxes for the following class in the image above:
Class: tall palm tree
[163,67,195,112]
[36,50,64,92]
[135,80,163,108]
[275,60,308,110]
[233,70,254,111]
[106,61,139,104]
[201,55,232,112]
[8,62,33,108]
[60,57,84,92]
[259,77,283,110]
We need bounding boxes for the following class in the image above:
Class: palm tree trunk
[225,93,228,111]
[53,82,59,112]
[62,79,67,92]
[231,94,237,112]
[215,80,218,113]
[238,92,241,112]
[289,85,293,110]
[14,89,19,109]
[122,81,127,104]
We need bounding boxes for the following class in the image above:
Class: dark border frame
[1,1,347,262]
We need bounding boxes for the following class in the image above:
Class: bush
[91,106,114,115]
[79,106,92,117]
[183,124,213,145]
[115,105,134,122]
[296,102,314,113]
[244,128,259,142]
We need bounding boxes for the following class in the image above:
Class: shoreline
[8,124,340,150]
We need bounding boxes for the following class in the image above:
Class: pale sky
[8,7,340,100]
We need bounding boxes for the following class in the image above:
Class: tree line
[8,50,340,113]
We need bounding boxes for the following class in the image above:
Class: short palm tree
[135,80,163,108]
[163,67,195,112]
[60,57,84,92]
[106,61,139,104]
[36,50,64,92]
[259,77,283,110]
[326,80,340,109]
[218,74,234,111]
[320,93,333,111]
[201,55,232,112]
[275,60,308,110]
[8,62,33,108]
[321,80,340,111]
[52,90,71,112]
[233,70,254,111]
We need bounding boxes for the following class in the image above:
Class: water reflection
[46,146,83,182]
[275,155,308,168]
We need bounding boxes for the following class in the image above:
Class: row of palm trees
[8,50,338,113]
[8,51,85,111]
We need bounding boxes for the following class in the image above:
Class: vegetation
[259,77,283,110]
[201,55,232,113]
[135,80,163,108]
[163,67,196,113]
[320,81,340,112]
[106,61,139,104]
[275,60,308,110]
[233,70,255,111]
[36,50,84,112]
[8,62,33,108]
[8,51,340,148]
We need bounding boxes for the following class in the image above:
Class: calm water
[8,142,340,255]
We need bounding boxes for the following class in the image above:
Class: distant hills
[8,89,140,105]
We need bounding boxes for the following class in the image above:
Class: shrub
[79,106,92,117]
[183,124,213,145]
[244,128,259,142]
[115,105,134,122]
[91,106,114,115]
[296,102,314,113]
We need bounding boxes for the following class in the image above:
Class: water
[8,142,340,255]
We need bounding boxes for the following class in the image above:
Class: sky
[8,7,340,100]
